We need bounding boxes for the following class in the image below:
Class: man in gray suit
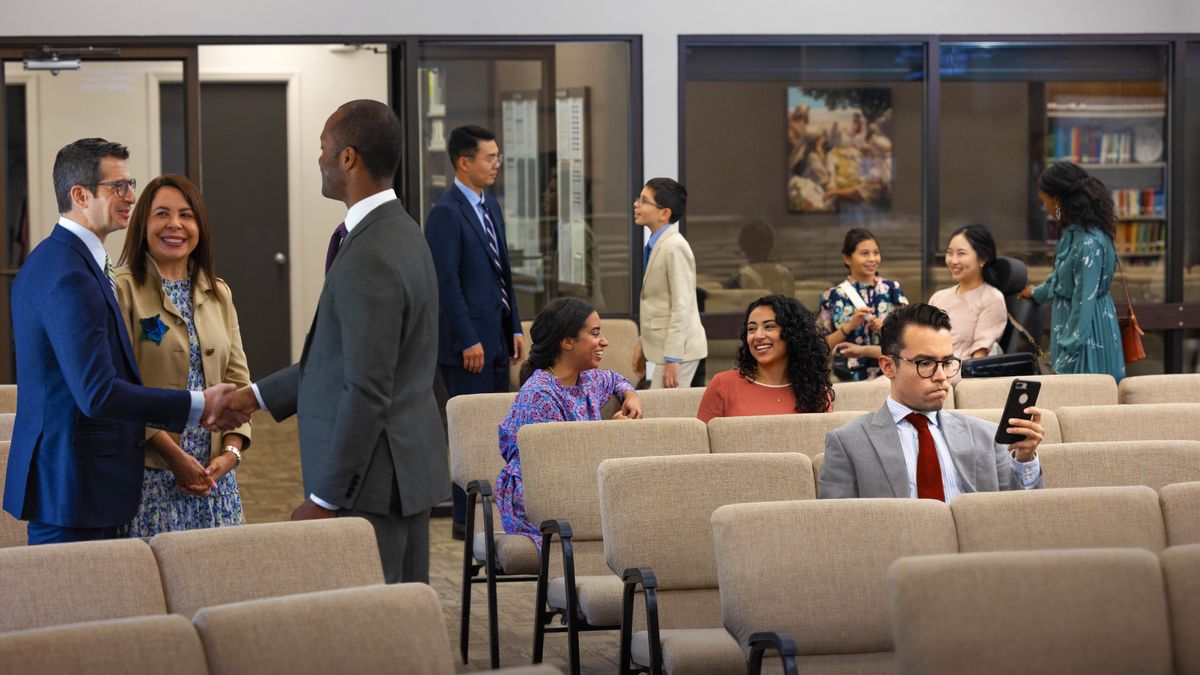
[820,304,1044,501]
[224,100,447,582]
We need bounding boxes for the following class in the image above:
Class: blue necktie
[643,244,652,271]
[478,200,510,314]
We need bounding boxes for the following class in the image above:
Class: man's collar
[57,216,107,269]
[453,177,484,206]
[344,189,397,233]
[886,396,941,428]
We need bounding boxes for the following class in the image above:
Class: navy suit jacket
[4,225,191,528]
[424,185,521,367]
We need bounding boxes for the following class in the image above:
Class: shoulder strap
[837,280,870,310]
[1114,253,1137,319]
[1006,311,1047,359]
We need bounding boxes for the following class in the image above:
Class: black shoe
[451,520,465,541]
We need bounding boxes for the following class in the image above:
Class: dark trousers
[341,479,433,584]
[441,357,510,523]
[28,521,125,545]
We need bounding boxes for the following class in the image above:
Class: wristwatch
[223,445,242,466]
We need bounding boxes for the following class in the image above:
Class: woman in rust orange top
[697,294,833,422]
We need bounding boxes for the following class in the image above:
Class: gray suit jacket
[258,200,448,517]
[819,404,1043,499]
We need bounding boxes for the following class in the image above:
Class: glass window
[415,41,635,316]
[1186,42,1199,372]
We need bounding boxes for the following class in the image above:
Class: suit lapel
[642,225,677,288]
[450,185,493,254]
[867,404,911,498]
[937,412,979,494]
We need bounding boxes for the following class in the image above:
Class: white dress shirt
[58,217,206,427]
[251,189,398,512]
[886,397,1040,502]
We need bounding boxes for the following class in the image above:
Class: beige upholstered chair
[637,387,707,419]
[0,413,14,442]
[150,518,383,619]
[705,411,864,458]
[519,418,710,673]
[0,441,26,547]
[193,584,560,675]
[1056,403,1200,443]
[952,374,1118,410]
[812,453,824,493]
[0,385,15,414]
[0,615,206,675]
[1160,481,1200,546]
[598,453,816,674]
[1038,441,1200,490]
[510,318,641,391]
[951,486,1166,553]
[831,377,960,411]
[1118,373,1200,404]
[950,408,1063,444]
[0,539,166,632]
[1161,544,1200,675]
[711,499,957,673]
[446,391,536,668]
[889,549,1172,675]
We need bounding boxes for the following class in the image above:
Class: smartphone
[994,379,1041,445]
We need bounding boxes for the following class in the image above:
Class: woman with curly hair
[697,294,834,423]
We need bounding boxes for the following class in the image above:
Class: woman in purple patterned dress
[495,298,642,549]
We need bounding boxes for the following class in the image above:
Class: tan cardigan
[639,225,708,363]
[114,257,252,468]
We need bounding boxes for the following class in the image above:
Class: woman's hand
[614,392,643,420]
[843,306,873,332]
[205,451,239,484]
[1018,285,1034,299]
[834,342,882,360]
[868,316,885,333]
[166,452,215,497]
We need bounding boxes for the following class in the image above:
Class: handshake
[200,384,260,431]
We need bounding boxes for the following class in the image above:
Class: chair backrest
[951,485,1166,553]
[1039,441,1200,491]
[150,518,384,618]
[812,453,824,493]
[637,387,707,419]
[598,453,814,628]
[0,412,14,442]
[1119,374,1200,404]
[0,538,166,632]
[193,584,455,675]
[0,385,15,414]
[0,440,26,547]
[711,499,956,661]
[1056,403,1200,443]
[446,392,518,489]
[1161,544,1200,675]
[0,615,207,675]
[832,377,928,411]
[889,549,1172,675]
[1160,481,1200,546]
[509,320,535,391]
[950,408,1063,444]
[706,411,866,458]
[520,418,710,543]
[952,374,1118,410]
[510,318,642,391]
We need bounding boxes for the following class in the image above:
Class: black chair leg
[459,515,475,663]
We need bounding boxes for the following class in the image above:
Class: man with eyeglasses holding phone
[819,303,1044,501]
[4,138,245,544]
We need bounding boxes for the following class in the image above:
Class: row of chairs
[710,485,1200,673]
[0,582,560,675]
[457,402,1200,671]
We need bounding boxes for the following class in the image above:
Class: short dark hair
[645,177,686,224]
[329,100,403,181]
[879,303,952,357]
[447,125,497,166]
[53,138,129,214]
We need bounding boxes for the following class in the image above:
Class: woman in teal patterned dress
[115,175,252,536]
[1021,162,1125,381]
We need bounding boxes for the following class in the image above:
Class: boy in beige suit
[632,178,708,388]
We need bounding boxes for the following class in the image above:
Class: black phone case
[994,379,1041,445]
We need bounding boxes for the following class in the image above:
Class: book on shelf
[1114,220,1166,255]
[1048,125,1140,165]
[1111,188,1164,219]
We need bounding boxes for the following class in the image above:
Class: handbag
[1115,259,1146,363]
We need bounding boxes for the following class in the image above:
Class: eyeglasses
[634,196,662,209]
[96,179,137,198]
[892,354,961,379]
[475,154,504,167]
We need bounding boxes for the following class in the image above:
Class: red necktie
[904,413,946,502]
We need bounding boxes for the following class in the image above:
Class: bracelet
[223,445,242,466]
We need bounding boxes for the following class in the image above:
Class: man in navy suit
[3,138,245,545]
[425,126,523,535]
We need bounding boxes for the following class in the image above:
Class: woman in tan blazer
[115,174,251,536]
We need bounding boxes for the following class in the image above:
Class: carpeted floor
[238,411,620,674]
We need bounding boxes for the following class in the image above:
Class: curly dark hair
[1038,161,1115,240]
[735,294,834,413]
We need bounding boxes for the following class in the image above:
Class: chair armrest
[749,632,798,675]
[539,519,574,540]
[620,567,662,674]
[466,479,493,497]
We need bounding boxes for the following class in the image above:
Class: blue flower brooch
[139,315,170,345]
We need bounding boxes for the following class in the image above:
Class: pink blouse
[928,284,1008,359]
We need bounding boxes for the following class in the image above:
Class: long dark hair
[119,174,218,290]
[519,297,596,385]
[948,223,1000,288]
[1038,161,1115,240]
[735,295,834,413]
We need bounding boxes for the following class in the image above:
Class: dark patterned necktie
[478,200,510,314]
[324,222,348,276]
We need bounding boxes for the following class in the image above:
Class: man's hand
[633,342,646,380]
[1007,406,1045,462]
[462,343,485,374]
[511,335,525,366]
[291,498,337,521]
[203,385,257,432]
[166,451,215,497]
[662,361,680,389]
[617,392,643,419]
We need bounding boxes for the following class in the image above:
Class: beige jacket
[639,225,708,363]
[114,258,252,468]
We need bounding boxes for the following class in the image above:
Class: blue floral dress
[817,276,908,381]
[495,369,634,550]
[1031,223,1125,381]
[128,278,244,537]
